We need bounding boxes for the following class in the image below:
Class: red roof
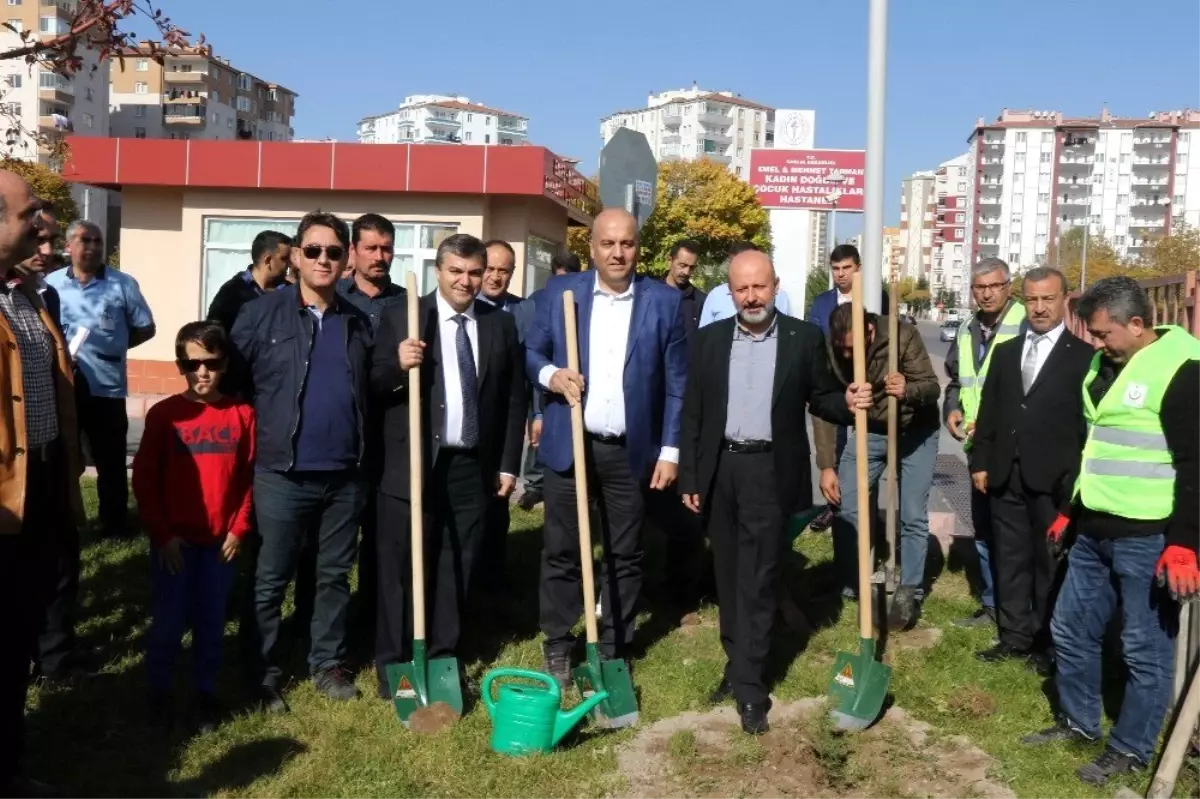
[61,137,597,223]
[697,92,773,112]
[430,100,525,120]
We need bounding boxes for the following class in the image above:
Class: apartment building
[357,95,529,146]
[809,210,828,268]
[898,170,936,282]
[109,42,296,142]
[965,107,1200,270]
[0,1,111,231]
[599,84,775,179]
[931,152,970,305]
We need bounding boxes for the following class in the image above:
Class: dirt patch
[947,685,998,718]
[407,702,460,734]
[616,698,1013,798]
[678,612,717,636]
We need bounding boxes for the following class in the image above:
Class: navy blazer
[525,271,687,481]
[809,287,891,336]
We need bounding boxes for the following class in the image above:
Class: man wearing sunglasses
[230,211,373,711]
[47,220,156,541]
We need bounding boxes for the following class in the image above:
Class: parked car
[940,322,958,342]
[945,309,961,323]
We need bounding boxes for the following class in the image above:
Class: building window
[39,15,67,33]
[485,133,490,144]
[236,96,250,112]
[134,82,147,94]
[134,127,146,138]
[954,229,963,240]
[136,58,148,71]
[133,105,146,117]
[4,74,18,88]
[1010,232,1020,244]
[83,86,94,102]
[1009,252,1020,264]
[1042,132,1053,144]
[1016,132,1026,143]
[464,131,471,142]
[237,74,251,91]
[1039,152,1051,163]
[268,88,278,101]
[81,112,93,129]
[6,0,20,6]
[485,117,491,125]
[5,19,19,31]
[956,181,965,192]
[524,234,561,295]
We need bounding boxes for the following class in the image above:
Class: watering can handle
[481,668,560,714]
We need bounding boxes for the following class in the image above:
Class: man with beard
[206,230,292,334]
[662,240,706,339]
[679,248,857,734]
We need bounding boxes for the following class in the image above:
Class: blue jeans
[251,470,367,686]
[147,543,235,696]
[833,424,939,598]
[1051,533,1178,764]
[971,488,995,609]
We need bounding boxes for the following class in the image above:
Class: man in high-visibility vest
[942,257,1026,628]
[1022,276,1198,786]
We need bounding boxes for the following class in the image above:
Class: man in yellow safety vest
[942,257,1026,628]
[1022,276,1198,786]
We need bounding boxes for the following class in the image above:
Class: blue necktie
[454,315,479,447]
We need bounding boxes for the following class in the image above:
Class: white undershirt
[1020,320,1065,386]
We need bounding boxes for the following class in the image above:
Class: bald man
[526,208,688,686]
[679,249,855,734]
[0,170,85,795]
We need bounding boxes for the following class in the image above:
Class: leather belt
[724,439,772,454]
[588,433,627,446]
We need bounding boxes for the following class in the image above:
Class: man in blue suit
[526,208,688,686]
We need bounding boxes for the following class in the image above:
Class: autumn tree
[1140,218,1200,276]
[0,157,77,223]
[1053,226,1128,289]
[804,265,829,316]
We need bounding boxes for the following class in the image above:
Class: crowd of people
[0,161,1195,794]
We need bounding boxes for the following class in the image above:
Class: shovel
[882,280,899,593]
[561,289,639,729]
[828,273,892,732]
[388,271,463,726]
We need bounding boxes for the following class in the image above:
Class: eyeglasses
[971,281,1010,293]
[301,244,345,261]
[179,357,226,373]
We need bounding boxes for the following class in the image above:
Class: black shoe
[1026,649,1055,678]
[708,678,733,705]
[191,692,222,734]
[147,689,173,729]
[809,506,835,533]
[543,648,572,692]
[313,665,358,701]
[977,641,1032,664]
[0,775,60,798]
[517,490,543,511]
[1077,748,1143,785]
[376,669,392,701]
[1021,721,1093,747]
[887,586,921,631]
[954,607,996,628]
[257,685,290,715]
[738,699,771,735]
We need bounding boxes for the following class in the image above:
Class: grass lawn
[24,479,1197,797]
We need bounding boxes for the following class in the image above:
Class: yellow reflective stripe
[1089,427,1169,449]
[1084,458,1176,480]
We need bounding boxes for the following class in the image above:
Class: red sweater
[132,394,256,547]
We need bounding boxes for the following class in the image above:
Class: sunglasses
[301,244,345,261]
[179,357,226,373]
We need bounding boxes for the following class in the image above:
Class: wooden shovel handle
[886,282,899,578]
[562,291,600,645]
[852,273,873,640]
[406,271,426,641]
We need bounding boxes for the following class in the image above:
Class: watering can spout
[551,690,609,747]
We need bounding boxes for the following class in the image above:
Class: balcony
[424,113,461,130]
[165,70,206,84]
[1133,134,1171,147]
[1059,195,1090,207]
[979,217,1001,226]
[165,91,204,104]
[978,197,1000,206]
[977,236,999,245]
[1129,218,1167,230]
[1057,175,1090,187]
[981,157,1003,167]
[661,105,681,126]
[704,126,732,144]
[979,178,1003,187]
[37,73,73,104]
[163,105,207,125]
[497,117,528,135]
[1132,197,1171,207]
[698,103,730,124]
[701,150,731,164]
[1059,155,1092,167]
[1131,176,1170,188]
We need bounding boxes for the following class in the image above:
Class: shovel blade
[386,656,463,725]
[572,647,638,729]
[827,639,892,732]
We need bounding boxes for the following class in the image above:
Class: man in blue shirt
[47,220,155,539]
[231,211,372,710]
[698,241,791,327]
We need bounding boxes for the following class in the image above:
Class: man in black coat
[206,230,292,333]
[970,266,1092,673]
[679,249,856,735]
[369,233,526,697]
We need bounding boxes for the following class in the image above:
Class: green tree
[638,159,771,276]
[0,157,77,224]
[805,265,829,316]
[1139,218,1200,276]
[1054,226,1128,290]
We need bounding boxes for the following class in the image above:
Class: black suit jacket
[970,328,1093,499]
[679,315,852,516]
[370,291,527,501]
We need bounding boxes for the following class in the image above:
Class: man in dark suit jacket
[525,209,687,685]
[680,248,855,734]
[370,234,526,697]
[970,266,1092,673]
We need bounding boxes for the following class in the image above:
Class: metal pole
[1080,221,1089,290]
[624,183,638,221]
[828,206,837,290]
[861,0,888,315]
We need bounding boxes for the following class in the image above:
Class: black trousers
[541,437,644,659]
[991,459,1058,651]
[35,520,79,676]
[375,448,487,670]
[707,450,784,706]
[355,489,378,637]
[479,493,510,590]
[646,485,708,599]
[0,444,64,784]
[76,392,129,535]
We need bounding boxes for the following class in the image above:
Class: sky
[133,0,1199,236]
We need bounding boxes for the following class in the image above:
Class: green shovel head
[827,637,892,732]
[572,642,638,729]
[387,641,463,726]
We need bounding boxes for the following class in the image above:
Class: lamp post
[1063,133,1091,289]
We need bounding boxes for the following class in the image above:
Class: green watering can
[482,668,609,756]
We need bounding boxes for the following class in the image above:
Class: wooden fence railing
[1066,270,1199,344]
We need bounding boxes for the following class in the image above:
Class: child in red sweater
[132,321,255,732]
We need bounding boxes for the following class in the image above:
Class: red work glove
[1046,513,1071,560]
[1155,545,1200,602]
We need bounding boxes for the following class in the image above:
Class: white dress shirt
[539,279,678,465]
[436,292,479,449]
[1019,320,1065,387]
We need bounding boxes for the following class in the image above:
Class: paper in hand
[67,326,90,358]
